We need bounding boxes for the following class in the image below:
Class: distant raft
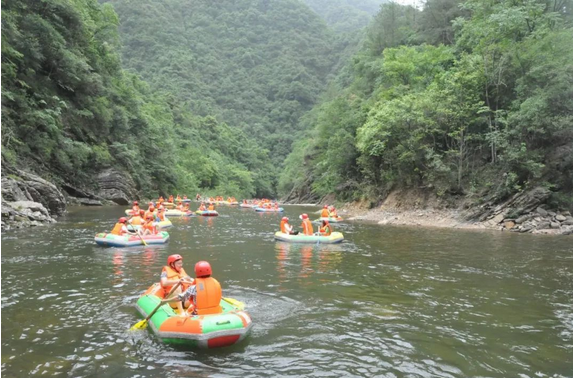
[239,203,255,208]
[135,283,253,348]
[273,231,344,244]
[254,207,284,212]
[94,231,170,247]
[314,216,344,223]
[156,218,173,229]
[195,210,219,217]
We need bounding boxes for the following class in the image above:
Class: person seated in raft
[176,202,184,211]
[280,216,299,235]
[161,254,195,317]
[177,261,223,316]
[131,201,140,216]
[156,206,166,221]
[144,205,156,221]
[157,196,164,205]
[208,203,215,211]
[321,205,330,218]
[198,202,206,211]
[209,197,215,202]
[300,213,314,235]
[196,193,201,201]
[110,217,134,236]
[329,206,338,218]
[318,220,332,236]
[141,213,158,236]
[183,195,188,200]
[128,210,145,232]
[168,195,174,203]
[183,203,190,211]
[176,194,182,201]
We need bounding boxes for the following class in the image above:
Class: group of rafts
[94,195,228,247]
[94,197,345,348]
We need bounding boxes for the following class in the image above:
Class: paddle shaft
[142,281,182,323]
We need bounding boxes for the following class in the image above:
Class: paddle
[130,281,183,330]
[127,224,147,246]
[222,297,245,310]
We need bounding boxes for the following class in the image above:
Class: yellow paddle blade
[129,319,148,330]
[223,297,245,310]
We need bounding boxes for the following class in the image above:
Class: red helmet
[281,217,289,221]
[167,254,182,266]
[133,201,139,205]
[119,217,127,223]
[299,213,309,220]
[195,261,212,277]
[323,205,328,208]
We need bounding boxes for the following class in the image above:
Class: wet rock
[96,168,138,206]
[504,221,516,229]
[1,170,66,216]
[537,221,551,230]
[550,222,561,229]
[515,215,531,224]
[536,207,548,216]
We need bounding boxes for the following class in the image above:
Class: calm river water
[1,205,572,377]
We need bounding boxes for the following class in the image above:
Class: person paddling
[300,213,314,235]
[280,216,298,235]
[110,217,131,236]
[161,254,194,317]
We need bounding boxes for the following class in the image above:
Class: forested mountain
[279,0,573,211]
[303,0,386,33]
[1,0,275,198]
[104,0,341,170]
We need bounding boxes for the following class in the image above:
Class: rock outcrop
[1,170,66,216]
[96,168,138,205]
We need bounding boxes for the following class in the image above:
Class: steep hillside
[106,0,340,168]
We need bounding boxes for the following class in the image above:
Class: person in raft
[321,205,330,218]
[300,213,314,235]
[280,216,298,235]
[110,217,136,236]
[318,219,332,236]
[141,213,158,236]
[208,202,215,211]
[198,202,206,211]
[177,261,223,316]
[131,201,140,216]
[161,254,194,316]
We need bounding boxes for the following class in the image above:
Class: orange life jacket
[199,204,206,211]
[194,277,222,315]
[169,196,174,202]
[208,204,215,211]
[130,216,143,226]
[280,220,291,234]
[321,209,330,217]
[301,219,314,235]
[161,265,190,295]
[157,212,165,221]
[110,222,125,235]
[143,221,157,234]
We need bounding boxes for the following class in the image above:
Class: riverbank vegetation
[279,0,573,212]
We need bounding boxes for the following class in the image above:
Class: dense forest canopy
[2,0,276,198]
[279,0,573,211]
[303,0,386,33]
[104,0,342,171]
[2,0,572,211]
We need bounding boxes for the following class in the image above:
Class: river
[1,205,572,377]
